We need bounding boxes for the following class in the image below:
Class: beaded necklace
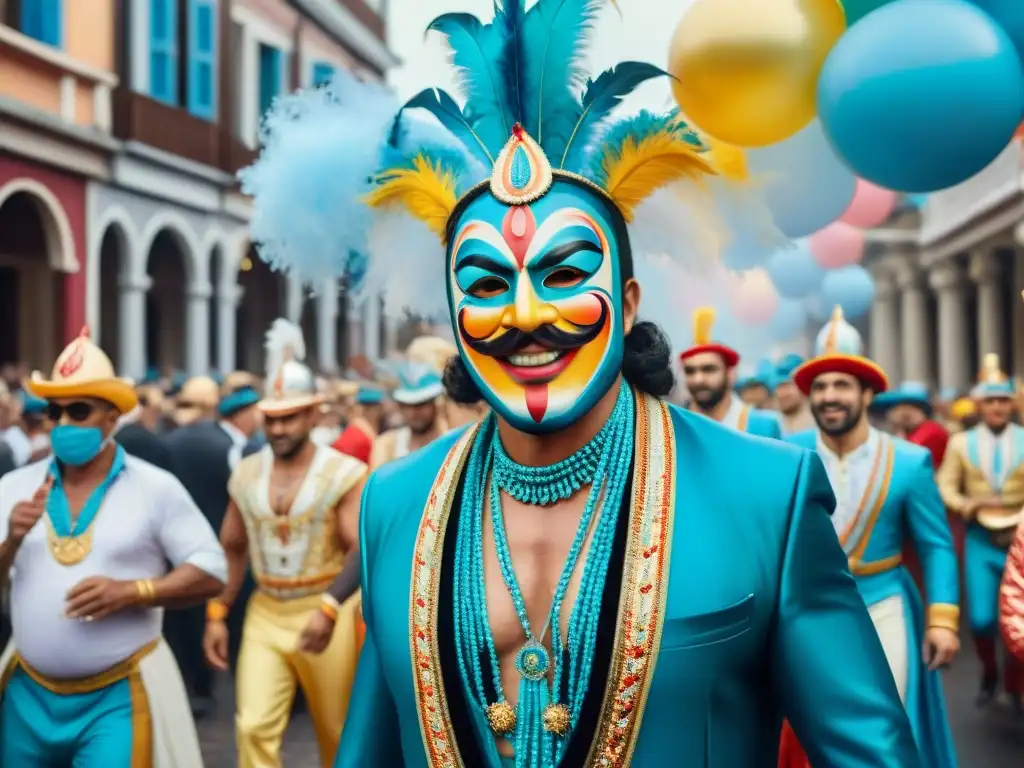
[452,384,635,768]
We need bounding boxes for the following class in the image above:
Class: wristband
[206,600,230,622]
[320,594,340,622]
[135,579,157,605]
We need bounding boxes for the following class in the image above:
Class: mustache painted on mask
[457,298,608,359]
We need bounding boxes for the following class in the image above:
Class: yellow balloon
[669,0,846,148]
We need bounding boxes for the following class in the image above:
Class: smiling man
[680,308,781,438]
[243,2,921,765]
[780,306,959,768]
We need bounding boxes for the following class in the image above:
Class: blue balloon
[767,298,809,342]
[745,121,856,238]
[766,243,825,300]
[820,265,876,319]
[819,0,1024,192]
[972,1,1024,66]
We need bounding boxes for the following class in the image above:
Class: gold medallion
[486,701,517,735]
[542,702,571,736]
[47,524,92,566]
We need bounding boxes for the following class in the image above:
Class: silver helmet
[259,319,322,415]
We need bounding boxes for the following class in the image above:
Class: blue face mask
[50,425,106,466]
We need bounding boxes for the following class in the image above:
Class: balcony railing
[112,88,258,176]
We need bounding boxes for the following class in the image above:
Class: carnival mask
[447,172,626,434]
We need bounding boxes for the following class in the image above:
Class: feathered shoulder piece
[264,318,306,379]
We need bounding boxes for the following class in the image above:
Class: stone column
[118,274,151,380]
[970,249,1006,363]
[868,271,901,382]
[895,264,932,385]
[185,283,212,375]
[364,294,382,362]
[929,262,969,392]
[217,284,242,373]
[285,276,304,324]
[317,279,339,373]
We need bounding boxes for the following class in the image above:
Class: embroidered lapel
[586,393,676,767]
[410,424,480,768]
[736,404,750,433]
[844,435,895,562]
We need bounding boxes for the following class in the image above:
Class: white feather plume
[264,318,306,379]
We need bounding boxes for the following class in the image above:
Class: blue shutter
[149,0,179,105]
[312,61,334,88]
[187,0,217,120]
[21,0,62,47]
[258,44,282,119]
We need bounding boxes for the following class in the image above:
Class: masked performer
[202,319,366,768]
[778,307,959,768]
[937,353,1024,708]
[242,3,919,765]
[0,329,226,766]
[680,308,781,438]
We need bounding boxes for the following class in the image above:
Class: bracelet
[206,600,230,622]
[134,579,157,606]
[320,594,340,622]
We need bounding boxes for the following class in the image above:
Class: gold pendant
[486,701,517,735]
[542,702,571,736]
[48,526,93,566]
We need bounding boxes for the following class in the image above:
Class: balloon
[808,222,866,269]
[730,268,780,324]
[668,0,847,147]
[746,121,857,238]
[842,0,895,24]
[818,0,1024,192]
[820,265,876,319]
[767,298,809,341]
[840,179,898,228]
[766,243,825,300]
[804,292,831,322]
[972,1,1024,64]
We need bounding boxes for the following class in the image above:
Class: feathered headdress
[242,0,783,318]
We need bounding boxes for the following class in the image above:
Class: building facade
[0,0,397,380]
[864,138,1024,394]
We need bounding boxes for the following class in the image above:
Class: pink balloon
[840,179,898,228]
[809,222,866,269]
[729,268,779,325]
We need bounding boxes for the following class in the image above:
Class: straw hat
[26,327,138,413]
[406,336,458,374]
[174,375,220,425]
[392,362,444,405]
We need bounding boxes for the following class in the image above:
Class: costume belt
[849,553,902,577]
[12,638,160,695]
[256,569,340,600]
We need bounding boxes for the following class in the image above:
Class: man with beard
[245,8,921,764]
[680,307,781,438]
[369,362,447,469]
[937,353,1024,709]
[779,306,959,768]
[202,319,366,768]
[773,354,814,436]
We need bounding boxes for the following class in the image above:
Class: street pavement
[197,638,1024,766]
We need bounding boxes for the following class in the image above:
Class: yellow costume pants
[235,591,360,768]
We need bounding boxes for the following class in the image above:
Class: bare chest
[267,464,311,517]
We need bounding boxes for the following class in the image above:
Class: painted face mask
[447,131,627,433]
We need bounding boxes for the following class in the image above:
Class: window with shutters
[257,43,282,123]
[16,0,62,47]
[149,0,178,105]
[187,0,217,119]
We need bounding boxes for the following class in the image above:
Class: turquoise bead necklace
[452,384,635,768]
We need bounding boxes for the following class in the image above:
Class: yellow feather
[363,155,457,239]
[601,131,716,222]
[702,135,748,182]
[692,306,715,346]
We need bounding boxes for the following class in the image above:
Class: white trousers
[868,595,909,703]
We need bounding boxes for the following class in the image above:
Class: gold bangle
[927,603,960,633]
[206,600,229,622]
[135,579,157,605]
[320,594,340,621]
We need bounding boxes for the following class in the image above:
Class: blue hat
[356,387,384,406]
[218,385,261,417]
[774,354,804,388]
[392,363,444,406]
[736,359,775,392]
[19,392,47,416]
[938,387,958,402]
[873,381,932,416]
[141,366,161,385]
[971,354,1016,400]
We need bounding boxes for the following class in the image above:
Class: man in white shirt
[0,328,227,767]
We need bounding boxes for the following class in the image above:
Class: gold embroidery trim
[129,666,154,768]
[849,553,902,576]
[737,405,750,433]
[409,424,480,768]
[837,438,886,547]
[586,393,676,767]
[847,440,895,563]
[14,638,159,695]
[927,603,960,632]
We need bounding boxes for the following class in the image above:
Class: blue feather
[587,110,708,186]
[493,0,526,130]
[401,88,495,167]
[521,0,605,160]
[559,62,670,172]
[427,12,515,155]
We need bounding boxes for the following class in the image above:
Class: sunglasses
[46,401,98,423]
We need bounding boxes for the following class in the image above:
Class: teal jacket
[747,408,783,440]
[786,428,958,767]
[337,394,919,768]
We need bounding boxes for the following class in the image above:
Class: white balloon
[746,120,857,239]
